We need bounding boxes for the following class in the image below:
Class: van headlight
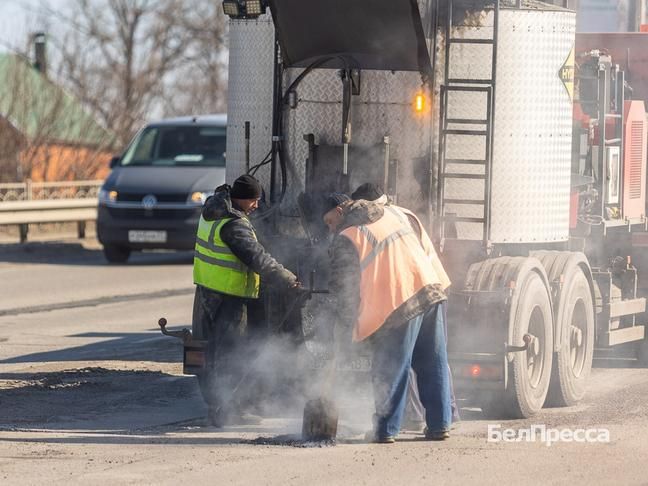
[189,191,211,205]
[99,189,118,204]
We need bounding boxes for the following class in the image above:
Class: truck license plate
[128,230,167,243]
[309,355,372,372]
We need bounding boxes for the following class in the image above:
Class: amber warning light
[414,93,425,113]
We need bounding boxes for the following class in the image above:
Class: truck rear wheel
[463,257,553,418]
[506,268,554,418]
[532,251,595,406]
[547,269,594,406]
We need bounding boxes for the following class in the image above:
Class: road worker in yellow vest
[193,175,300,427]
[322,192,452,443]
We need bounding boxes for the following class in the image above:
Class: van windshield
[120,125,226,167]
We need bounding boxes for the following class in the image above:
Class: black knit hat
[321,192,351,217]
[230,175,262,199]
[351,182,384,201]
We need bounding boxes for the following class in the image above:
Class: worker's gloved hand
[289,281,311,301]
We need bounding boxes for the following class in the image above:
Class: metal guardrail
[0,179,103,202]
[0,180,101,243]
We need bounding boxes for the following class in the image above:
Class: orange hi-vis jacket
[388,205,451,292]
[340,205,450,342]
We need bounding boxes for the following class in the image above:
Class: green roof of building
[0,53,115,148]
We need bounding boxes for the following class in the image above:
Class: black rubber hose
[255,54,356,219]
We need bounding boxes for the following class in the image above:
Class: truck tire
[546,269,594,406]
[462,257,515,418]
[103,244,131,263]
[505,267,554,418]
[463,257,553,418]
[532,251,595,406]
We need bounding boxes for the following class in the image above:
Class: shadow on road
[0,366,205,433]
[0,366,309,445]
[0,327,188,365]
[0,241,192,266]
[0,434,276,447]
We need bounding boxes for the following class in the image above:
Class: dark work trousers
[192,285,248,417]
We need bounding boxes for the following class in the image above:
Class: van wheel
[103,244,131,263]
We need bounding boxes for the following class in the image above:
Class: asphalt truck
[162,0,648,419]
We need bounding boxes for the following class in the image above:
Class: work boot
[364,430,396,444]
[423,427,450,441]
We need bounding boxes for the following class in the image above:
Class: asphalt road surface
[2,238,648,485]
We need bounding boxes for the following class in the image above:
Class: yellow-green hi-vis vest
[193,216,260,298]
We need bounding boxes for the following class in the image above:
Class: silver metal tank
[443,4,576,243]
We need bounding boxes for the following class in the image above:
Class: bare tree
[164,1,229,116]
[55,0,228,147]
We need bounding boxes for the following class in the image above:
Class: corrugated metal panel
[225,17,276,187]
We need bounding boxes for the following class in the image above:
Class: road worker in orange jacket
[322,193,452,443]
[350,183,460,430]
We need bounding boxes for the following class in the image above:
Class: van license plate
[128,230,167,243]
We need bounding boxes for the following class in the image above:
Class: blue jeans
[370,313,423,438]
[413,301,452,432]
[370,301,452,438]
[406,297,459,424]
